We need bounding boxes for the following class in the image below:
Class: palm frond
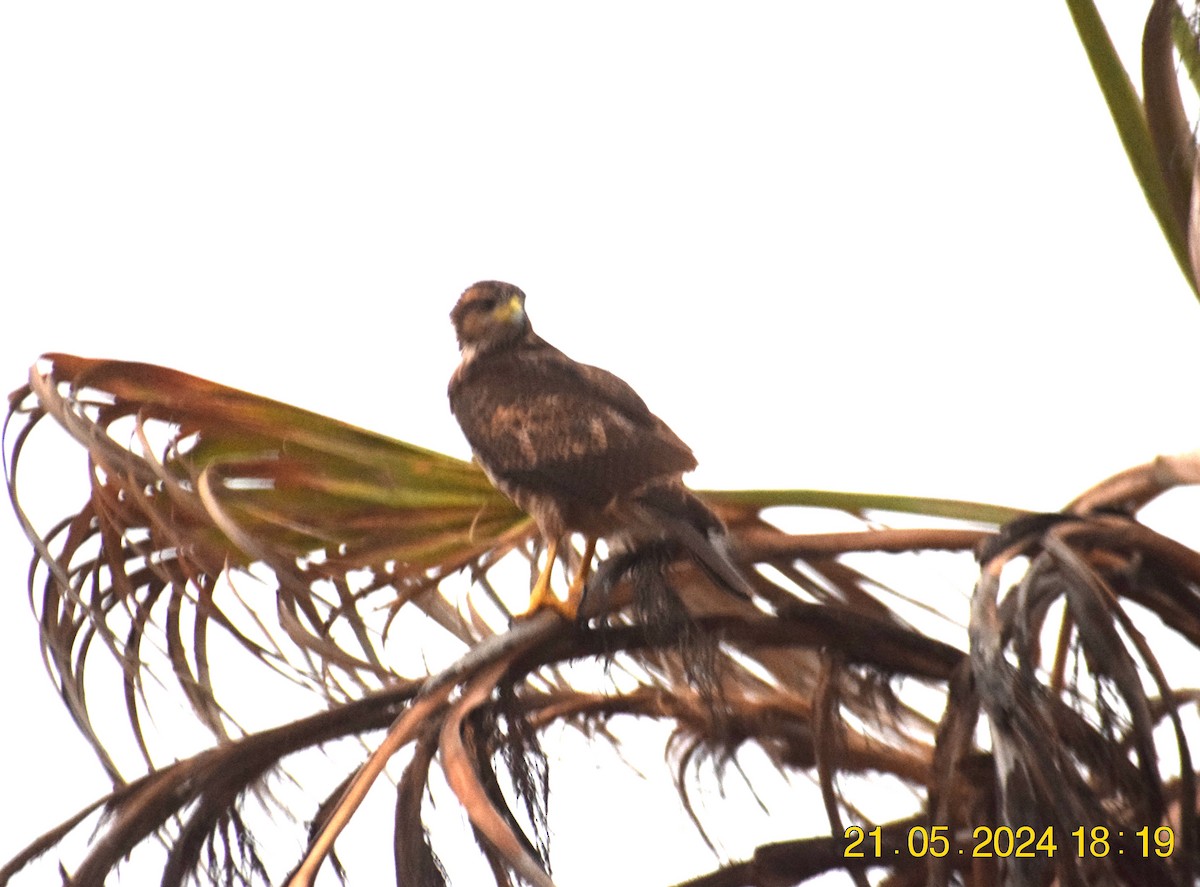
[1067,0,1200,298]
[5,354,530,780]
[5,354,1200,886]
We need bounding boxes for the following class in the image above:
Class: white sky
[2,2,1199,885]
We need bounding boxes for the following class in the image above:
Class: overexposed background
[2,3,1198,884]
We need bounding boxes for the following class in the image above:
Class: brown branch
[286,611,565,887]
[439,657,556,887]
[735,526,990,562]
[1067,451,1200,515]
[672,816,927,887]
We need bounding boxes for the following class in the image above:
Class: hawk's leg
[520,536,595,620]
[561,536,597,619]
[522,536,559,616]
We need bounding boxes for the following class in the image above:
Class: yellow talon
[519,536,595,620]
[521,537,559,616]
[561,537,596,619]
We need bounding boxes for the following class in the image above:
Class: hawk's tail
[635,485,755,600]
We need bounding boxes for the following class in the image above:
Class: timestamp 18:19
[1071,826,1174,858]
[844,825,1175,859]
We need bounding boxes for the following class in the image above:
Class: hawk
[448,280,753,618]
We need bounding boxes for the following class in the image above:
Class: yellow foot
[519,586,578,620]
[537,593,580,621]
[516,536,594,621]
[518,537,568,619]
[558,536,596,620]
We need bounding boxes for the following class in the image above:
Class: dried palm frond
[4,353,1200,887]
[4,353,529,777]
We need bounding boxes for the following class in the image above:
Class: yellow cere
[499,295,523,320]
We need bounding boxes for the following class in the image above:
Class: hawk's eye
[473,297,497,312]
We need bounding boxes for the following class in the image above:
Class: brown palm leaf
[5,353,1200,887]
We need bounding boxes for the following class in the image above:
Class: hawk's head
[450,281,531,355]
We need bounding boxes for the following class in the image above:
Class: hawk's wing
[449,338,697,508]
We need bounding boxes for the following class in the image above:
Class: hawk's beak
[495,295,525,323]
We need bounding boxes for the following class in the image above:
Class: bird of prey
[448,280,753,618]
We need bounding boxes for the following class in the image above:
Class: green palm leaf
[1066,0,1200,297]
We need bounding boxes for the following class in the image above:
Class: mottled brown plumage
[448,280,752,616]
